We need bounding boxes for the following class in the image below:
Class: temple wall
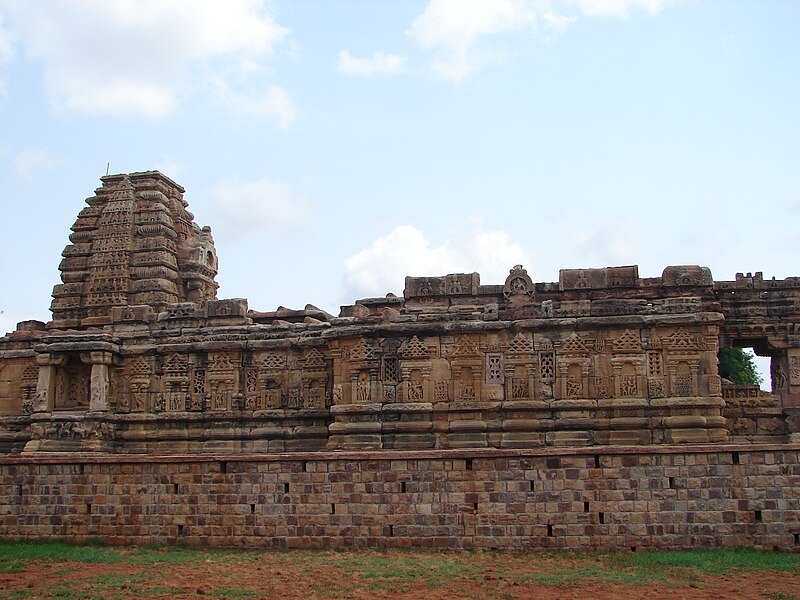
[0,317,737,453]
[1,445,799,550]
[1,174,798,454]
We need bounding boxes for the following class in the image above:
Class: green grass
[326,551,478,590]
[0,541,127,575]
[515,562,671,588]
[624,548,800,574]
[511,548,800,589]
[0,592,36,600]
[1,543,799,596]
[0,541,124,565]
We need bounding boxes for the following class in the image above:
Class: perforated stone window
[382,357,398,383]
[540,352,555,381]
[485,353,504,384]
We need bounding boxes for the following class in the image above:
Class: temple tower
[50,171,218,327]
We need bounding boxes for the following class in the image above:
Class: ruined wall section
[327,265,728,450]
[51,172,218,328]
[713,272,800,440]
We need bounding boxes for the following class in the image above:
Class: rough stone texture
[1,172,800,549]
[1,445,799,550]
[50,171,218,328]
[0,173,798,454]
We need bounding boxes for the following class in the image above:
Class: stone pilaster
[82,351,114,413]
[33,354,64,413]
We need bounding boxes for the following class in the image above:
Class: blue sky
[0,0,798,351]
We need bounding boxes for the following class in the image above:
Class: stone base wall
[1,445,799,550]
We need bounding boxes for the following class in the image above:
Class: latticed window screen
[382,358,398,383]
[486,353,504,384]
[540,352,555,381]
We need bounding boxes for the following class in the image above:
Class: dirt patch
[0,548,798,599]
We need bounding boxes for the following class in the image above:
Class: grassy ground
[0,542,799,599]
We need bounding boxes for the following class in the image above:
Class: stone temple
[0,171,798,549]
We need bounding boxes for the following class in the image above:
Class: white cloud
[1,0,290,119]
[12,147,57,180]
[0,14,11,99]
[344,221,531,298]
[154,156,184,179]
[207,77,296,128]
[572,0,670,19]
[337,50,407,76]
[208,176,309,240]
[0,16,9,62]
[405,0,673,82]
[407,0,575,82]
[572,216,643,267]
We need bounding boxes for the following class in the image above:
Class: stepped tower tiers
[50,171,218,328]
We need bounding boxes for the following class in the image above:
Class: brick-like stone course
[2,444,799,550]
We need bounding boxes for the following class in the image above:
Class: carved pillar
[82,351,114,412]
[33,354,64,413]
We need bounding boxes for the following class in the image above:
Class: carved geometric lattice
[262,353,286,370]
[126,357,151,377]
[661,328,706,351]
[403,336,428,359]
[540,352,555,381]
[22,362,38,383]
[485,353,504,384]
[304,348,326,368]
[561,333,589,353]
[674,362,693,396]
[192,369,206,395]
[382,357,399,383]
[452,337,478,357]
[163,354,188,374]
[21,362,37,413]
[508,333,534,353]
[647,351,663,376]
[612,330,641,353]
[209,352,235,371]
[675,376,693,397]
[349,339,377,362]
[244,368,258,394]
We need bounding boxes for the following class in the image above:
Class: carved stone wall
[0,175,799,454]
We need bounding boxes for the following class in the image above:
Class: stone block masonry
[2,444,799,550]
[2,171,800,549]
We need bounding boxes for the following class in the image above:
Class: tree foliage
[718,348,763,387]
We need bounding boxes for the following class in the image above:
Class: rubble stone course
[0,172,798,548]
